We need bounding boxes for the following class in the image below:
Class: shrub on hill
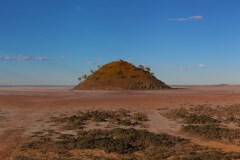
[74,60,170,90]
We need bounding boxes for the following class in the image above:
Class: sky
[0,0,240,85]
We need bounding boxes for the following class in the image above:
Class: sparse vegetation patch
[162,104,240,145]
[50,109,149,130]
[183,114,219,124]
[182,124,240,141]
[13,108,240,159]
[57,128,186,154]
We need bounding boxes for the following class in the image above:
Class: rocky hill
[74,60,170,90]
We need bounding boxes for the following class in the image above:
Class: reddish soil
[0,85,240,159]
[74,60,170,90]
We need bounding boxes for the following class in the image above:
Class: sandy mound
[74,60,170,90]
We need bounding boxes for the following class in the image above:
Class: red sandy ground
[0,85,240,159]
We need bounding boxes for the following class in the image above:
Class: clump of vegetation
[25,128,185,155]
[0,110,6,120]
[21,136,53,150]
[183,124,240,141]
[132,112,148,122]
[163,104,240,125]
[164,107,189,120]
[183,114,219,124]
[14,156,35,160]
[189,104,240,123]
[225,116,240,126]
[58,128,186,154]
[31,131,44,135]
[51,109,149,130]
[117,119,132,126]
[143,145,240,160]
[163,105,240,145]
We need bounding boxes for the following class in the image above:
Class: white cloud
[189,16,204,20]
[197,64,206,68]
[0,56,49,61]
[169,15,204,22]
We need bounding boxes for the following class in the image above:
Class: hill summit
[74,60,171,90]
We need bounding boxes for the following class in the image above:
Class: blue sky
[1,0,240,85]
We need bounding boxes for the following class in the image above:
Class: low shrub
[164,107,189,120]
[132,112,148,122]
[183,114,219,124]
[57,128,186,154]
[14,156,35,160]
[182,124,240,141]
[51,109,148,130]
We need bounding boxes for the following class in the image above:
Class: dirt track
[0,85,240,159]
